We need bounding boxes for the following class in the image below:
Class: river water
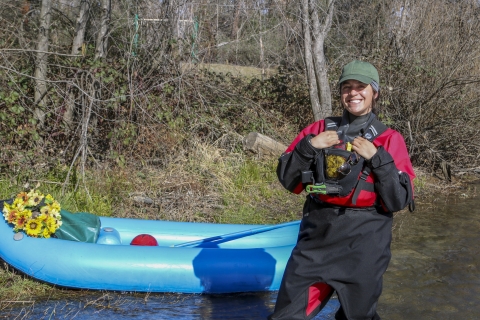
[1,194,479,319]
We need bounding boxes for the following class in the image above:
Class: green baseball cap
[338,60,380,92]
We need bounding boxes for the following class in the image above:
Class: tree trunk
[34,0,52,127]
[19,1,31,49]
[301,0,335,121]
[231,0,241,39]
[301,0,321,116]
[71,0,90,56]
[259,5,265,80]
[65,0,91,132]
[167,0,179,43]
[95,0,111,60]
[161,0,180,57]
[311,0,335,121]
[93,0,110,136]
[396,0,410,57]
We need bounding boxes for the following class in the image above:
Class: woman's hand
[310,131,341,149]
[352,136,377,160]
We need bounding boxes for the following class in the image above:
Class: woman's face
[340,80,378,116]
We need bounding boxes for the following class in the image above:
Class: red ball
[130,234,158,246]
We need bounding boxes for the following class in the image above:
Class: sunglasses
[337,152,360,175]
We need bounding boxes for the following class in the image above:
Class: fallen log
[132,196,154,205]
[243,132,287,157]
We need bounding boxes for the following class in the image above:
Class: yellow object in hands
[325,155,346,179]
[346,142,352,151]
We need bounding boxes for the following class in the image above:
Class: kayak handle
[171,220,300,248]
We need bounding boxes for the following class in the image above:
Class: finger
[353,136,366,143]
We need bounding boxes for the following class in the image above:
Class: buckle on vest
[360,169,370,180]
[306,184,327,194]
[305,184,342,195]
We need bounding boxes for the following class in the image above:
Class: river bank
[0,161,478,309]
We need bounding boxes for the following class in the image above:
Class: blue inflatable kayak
[0,214,299,293]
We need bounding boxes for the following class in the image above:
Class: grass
[181,62,278,79]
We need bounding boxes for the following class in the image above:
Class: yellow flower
[51,201,61,212]
[46,216,59,234]
[12,198,25,211]
[40,205,52,216]
[4,189,62,238]
[27,190,44,207]
[24,218,43,237]
[42,228,51,238]
[3,201,11,213]
[44,194,54,204]
[37,213,48,223]
[51,209,61,219]
[14,210,31,231]
[17,191,29,203]
[3,206,19,224]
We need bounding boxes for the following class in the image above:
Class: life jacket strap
[351,167,375,205]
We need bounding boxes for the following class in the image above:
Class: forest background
[0,0,479,225]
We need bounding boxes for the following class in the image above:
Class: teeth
[350,100,361,103]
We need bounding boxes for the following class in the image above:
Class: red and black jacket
[277,117,415,212]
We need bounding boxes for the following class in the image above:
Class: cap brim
[338,74,374,86]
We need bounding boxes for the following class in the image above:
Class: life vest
[304,116,388,208]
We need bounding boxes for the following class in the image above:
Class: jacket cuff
[367,146,394,169]
[294,134,322,159]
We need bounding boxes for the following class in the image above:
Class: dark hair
[372,89,380,115]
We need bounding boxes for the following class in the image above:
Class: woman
[270,60,415,320]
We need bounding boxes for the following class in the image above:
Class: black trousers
[269,197,392,320]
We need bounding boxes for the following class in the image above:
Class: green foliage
[108,122,137,147]
[0,71,38,148]
[218,159,301,224]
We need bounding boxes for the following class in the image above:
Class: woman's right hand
[309,131,341,149]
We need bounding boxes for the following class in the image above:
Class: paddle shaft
[171,220,300,248]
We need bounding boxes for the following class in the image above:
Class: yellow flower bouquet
[2,190,62,238]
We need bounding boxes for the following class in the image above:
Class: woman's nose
[349,88,359,95]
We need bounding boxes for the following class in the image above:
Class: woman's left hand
[352,137,377,160]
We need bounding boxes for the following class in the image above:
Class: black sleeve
[368,147,414,212]
[277,135,321,192]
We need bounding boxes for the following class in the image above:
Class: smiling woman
[270,60,416,320]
